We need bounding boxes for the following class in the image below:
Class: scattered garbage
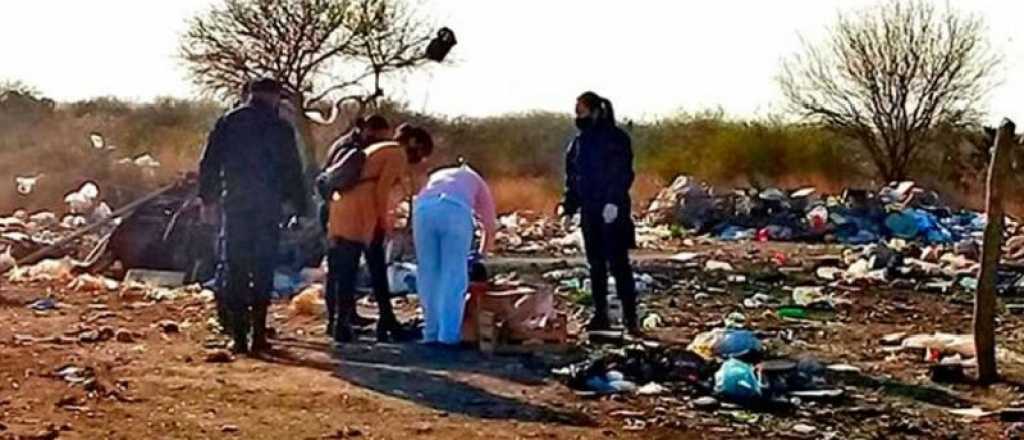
[556,344,709,394]
[124,269,185,288]
[27,297,57,311]
[291,284,325,316]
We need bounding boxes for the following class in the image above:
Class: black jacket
[563,121,635,215]
[199,102,308,217]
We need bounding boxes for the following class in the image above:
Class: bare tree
[779,0,1000,182]
[180,0,436,165]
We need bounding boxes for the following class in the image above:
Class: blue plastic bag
[714,359,763,402]
[714,330,763,359]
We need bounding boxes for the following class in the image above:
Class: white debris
[636,382,668,396]
[29,211,57,227]
[15,175,41,195]
[89,132,106,149]
[133,154,161,169]
[792,423,817,435]
[60,214,87,229]
[0,246,15,273]
[65,182,100,214]
[9,257,74,283]
[704,260,734,272]
[792,287,827,307]
[669,251,700,263]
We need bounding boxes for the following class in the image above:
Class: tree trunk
[287,91,319,217]
[975,118,1014,385]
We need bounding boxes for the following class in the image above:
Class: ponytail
[601,97,616,126]
[577,91,617,126]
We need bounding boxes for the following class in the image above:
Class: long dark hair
[578,91,616,126]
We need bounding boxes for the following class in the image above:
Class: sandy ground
[1,242,1023,439]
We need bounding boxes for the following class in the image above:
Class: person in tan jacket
[327,124,434,344]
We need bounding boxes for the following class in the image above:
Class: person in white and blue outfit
[413,164,497,347]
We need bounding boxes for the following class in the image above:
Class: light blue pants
[414,195,474,344]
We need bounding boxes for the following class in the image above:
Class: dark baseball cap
[250,78,283,94]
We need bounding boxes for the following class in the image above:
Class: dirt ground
[2,242,1023,439]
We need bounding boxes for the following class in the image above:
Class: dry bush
[0,97,220,214]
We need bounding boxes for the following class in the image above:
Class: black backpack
[316,147,366,199]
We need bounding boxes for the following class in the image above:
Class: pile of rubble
[646,176,1007,245]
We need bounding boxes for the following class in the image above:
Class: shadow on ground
[265,336,594,427]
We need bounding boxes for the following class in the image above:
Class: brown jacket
[327,142,409,245]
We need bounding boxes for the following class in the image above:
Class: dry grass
[489,176,560,215]
[4,95,1022,220]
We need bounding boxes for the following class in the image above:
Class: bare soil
[1,241,1023,439]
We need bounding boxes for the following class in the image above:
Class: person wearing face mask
[561,91,639,335]
[326,124,434,344]
[198,78,308,354]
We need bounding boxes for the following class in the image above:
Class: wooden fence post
[975,118,1015,384]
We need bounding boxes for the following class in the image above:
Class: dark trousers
[222,212,279,342]
[580,210,636,326]
[326,231,395,341]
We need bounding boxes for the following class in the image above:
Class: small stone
[204,349,235,364]
[221,424,240,433]
[157,320,180,334]
[97,326,115,341]
[115,329,135,343]
[693,396,719,410]
[413,423,433,434]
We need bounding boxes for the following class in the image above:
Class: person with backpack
[324,115,392,163]
[413,163,497,347]
[318,115,392,331]
[323,124,434,344]
[198,78,308,354]
[560,91,640,335]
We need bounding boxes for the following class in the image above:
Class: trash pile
[495,212,677,255]
[555,319,843,410]
[646,176,1007,245]
[0,181,116,266]
[808,237,1024,294]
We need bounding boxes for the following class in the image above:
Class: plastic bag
[714,330,763,359]
[688,329,727,360]
[387,262,418,294]
[714,359,763,402]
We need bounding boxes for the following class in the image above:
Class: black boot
[621,295,644,337]
[333,297,355,344]
[231,311,250,354]
[375,315,400,343]
[251,302,272,353]
[585,312,612,332]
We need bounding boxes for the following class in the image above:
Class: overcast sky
[2,0,1021,121]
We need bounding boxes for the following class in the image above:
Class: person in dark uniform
[198,78,308,354]
[561,91,640,335]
